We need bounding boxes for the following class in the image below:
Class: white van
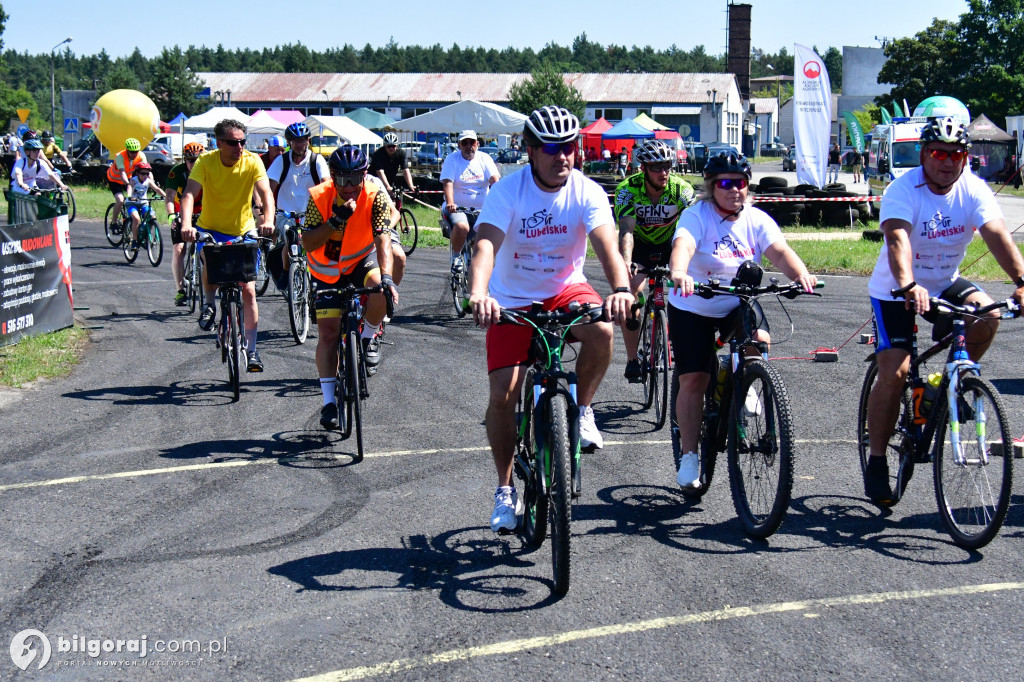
[152,132,210,160]
[865,118,927,198]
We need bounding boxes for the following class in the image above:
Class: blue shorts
[126,202,151,220]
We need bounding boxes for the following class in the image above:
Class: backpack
[278,152,321,187]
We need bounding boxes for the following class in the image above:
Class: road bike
[672,277,823,538]
[393,190,419,256]
[317,282,394,462]
[856,288,1017,549]
[626,265,673,429]
[122,198,163,267]
[197,233,268,402]
[508,301,605,596]
[447,207,479,318]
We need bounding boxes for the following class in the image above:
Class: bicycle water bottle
[714,355,729,403]
[912,376,928,425]
[919,372,942,419]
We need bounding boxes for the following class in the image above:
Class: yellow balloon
[91,89,161,151]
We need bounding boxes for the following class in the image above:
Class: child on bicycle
[126,163,167,250]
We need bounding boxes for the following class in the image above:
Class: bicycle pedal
[496,526,516,536]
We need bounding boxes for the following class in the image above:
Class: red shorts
[486,282,603,373]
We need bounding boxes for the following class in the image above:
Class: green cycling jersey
[614,172,695,245]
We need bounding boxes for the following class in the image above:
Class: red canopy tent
[580,117,613,158]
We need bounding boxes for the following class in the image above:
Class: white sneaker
[490,486,522,533]
[579,405,604,449]
[677,452,701,489]
[742,389,763,418]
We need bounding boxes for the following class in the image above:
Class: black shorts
[109,180,128,196]
[170,218,184,245]
[871,277,982,352]
[313,253,380,320]
[631,239,670,269]
[667,302,768,375]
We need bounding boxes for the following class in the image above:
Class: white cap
[458,130,477,142]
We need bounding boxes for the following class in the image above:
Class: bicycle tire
[856,359,915,504]
[146,220,163,267]
[517,369,548,547]
[398,208,419,256]
[227,298,241,402]
[183,244,197,313]
[450,262,469,318]
[548,394,573,596]
[255,243,271,296]
[196,257,207,319]
[65,187,76,223]
[677,362,720,499]
[336,337,351,438]
[347,329,364,462]
[727,359,794,538]
[122,225,139,264]
[934,374,1013,549]
[651,310,670,430]
[104,203,122,246]
[287,262,310,344]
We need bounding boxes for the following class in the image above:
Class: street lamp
[51,36,73,138]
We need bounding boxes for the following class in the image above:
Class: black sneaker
[624,358,643,383]
[246,349,264,373]
[363,335,381,368]
[319,401,340,430]
[198,304,216,331]
[864,457,894,506]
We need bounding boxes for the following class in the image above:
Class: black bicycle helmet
[285,122,310,140]
[523,105,580,145]
[635,139,676,165]
[329,145,369,173]
[703,151,752,179]
[920,116,971,148]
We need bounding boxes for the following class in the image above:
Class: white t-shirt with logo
[440,151,499,210]
[668,201,783,317]
[478,167,614,309]
[868,166,1001,300]
[267,151,330,215]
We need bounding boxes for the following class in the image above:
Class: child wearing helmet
[10,138,68,194]
[125,162,167,251]
[165,142,206,304]
[106,138,148,232]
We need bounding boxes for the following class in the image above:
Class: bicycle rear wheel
[398,208,419,256]
[547,394,572,596]
[347,329,364,462]
[650,310,670,429]
[857,359,915,504]
[122,226,139,263]
[65,187,76,223]
[146,220,163,266]
[287,262,310,344]
[104,203,123,246]
[677,362,721,499]
[255,243,271,296]
[934,374,1013,549]
[727,359,794,538]
[516,369,548,547]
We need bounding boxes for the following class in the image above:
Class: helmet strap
[711,196,744,221]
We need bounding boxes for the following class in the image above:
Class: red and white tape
[752,195,880,203]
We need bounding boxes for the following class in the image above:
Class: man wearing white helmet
[369,132,416,198]
[863,116,1024,505]
[468,105,634,533]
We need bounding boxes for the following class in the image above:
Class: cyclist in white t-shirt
[441,129,500,274]
[863,116,1024,504]
[268,122,330,273]
[10,139,67,194]
[469,106,634,533]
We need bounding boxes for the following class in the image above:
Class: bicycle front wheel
[255,244,271,296]
[934,374,1013,549]
[651,310,670,430]
[547,394,573,596]
[146,220,163,266]
[727,359,795,538]
[857,359,915,504]
[451,269,469,318]
[65,187,76,223]
[347,330,364,462]
[287,262,310,344]
[398,208,418,256]
[122,226,138,263]
[183,245,197,313]
[226,299,241,402]
[104,203,122,246]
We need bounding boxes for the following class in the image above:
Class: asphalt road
[2,220,1024,680]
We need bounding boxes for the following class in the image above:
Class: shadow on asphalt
[268,527,562,612]
[63,377,319,406]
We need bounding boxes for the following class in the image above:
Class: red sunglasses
[927,148,967,163]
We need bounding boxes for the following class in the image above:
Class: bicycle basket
[204,242,259,285]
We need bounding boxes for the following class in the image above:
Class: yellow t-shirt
[42,142,62,161]
[191,150,267,237]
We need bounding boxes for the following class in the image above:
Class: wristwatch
[613,287,630,294]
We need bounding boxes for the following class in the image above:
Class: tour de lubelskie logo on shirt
[712,234,753,259]
[517,209,569,239]
[920,211,966,239]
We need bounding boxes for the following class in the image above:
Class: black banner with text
[0,217,74,346]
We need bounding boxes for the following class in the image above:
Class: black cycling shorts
[631,239,670,269]
[313,253,380,320]
[667,302,768,375]
[871,277,982,352]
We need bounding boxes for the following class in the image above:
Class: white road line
[73,279,169,285]
[291,582,1024,682]
[0,438,857,492]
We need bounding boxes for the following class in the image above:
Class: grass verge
[0,325,89,388]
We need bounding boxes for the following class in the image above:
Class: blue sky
[4,0,970,60]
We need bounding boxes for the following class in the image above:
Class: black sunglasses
[218,138,246,148]
[539,142,576,156]
[333,173,364,187]
[645,162,672,173]
[715,178,748,190]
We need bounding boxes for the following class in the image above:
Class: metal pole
[50,37,73,139]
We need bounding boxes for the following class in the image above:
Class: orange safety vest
[307,180,379,283]
[106,150,144,183]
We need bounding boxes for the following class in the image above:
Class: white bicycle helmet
[383,132,399,145]
[524,106,580,144]
[635,139,675,164]
[920,116,971,148]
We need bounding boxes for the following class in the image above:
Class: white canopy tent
[183,107,251,134]
[303,115,383,155]
[390,100,527,135]
[245,110,288,150]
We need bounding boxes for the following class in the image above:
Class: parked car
[704,142,740,160]
[688,143,709,173]
[97,140,175,169]
[759,141,787,157]
[309,134,341,157]
[415,142,456,165]
[782,146,796,171]
[480,146,523,164]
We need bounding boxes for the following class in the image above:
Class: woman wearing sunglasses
[861,116,1024,504]
[666,151,816,491]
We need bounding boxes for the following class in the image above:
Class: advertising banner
[842,111,865,153]
[0,216,74,346]
[793,43,832,188]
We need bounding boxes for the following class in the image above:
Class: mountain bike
[447,207,479,318]
[197,233,267,402]
[671,277,823,538]
[856,288,1017,549]
[316,282,394,462]
[507,301,606,596]
[393,190,419,256]
[626,265,672,429]
[104,202,130,247]
[122,198,163,267]
[180,212,205,315]
[254,240,271,296]
[43,165,77,222]
[277,211,311,344]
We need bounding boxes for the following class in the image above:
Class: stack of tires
[752,176,872,227]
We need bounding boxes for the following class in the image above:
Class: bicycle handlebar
[696,278,825,300]
[890,292,1021,319]
[499,301,607,327]
[315,282,396,319]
